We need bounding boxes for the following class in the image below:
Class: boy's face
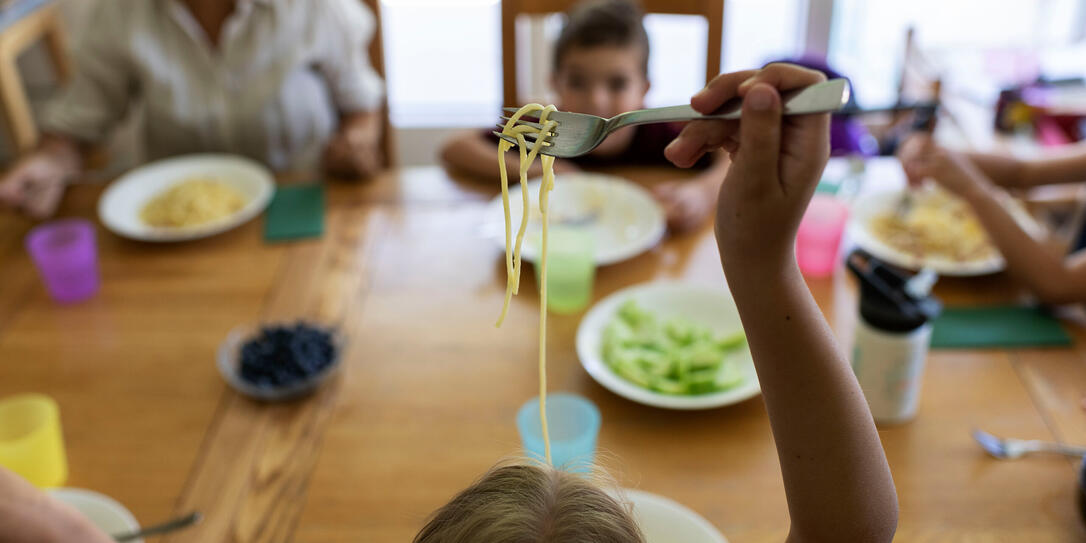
[552,45,649,155]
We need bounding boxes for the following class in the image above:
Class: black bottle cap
[847,249,942,333]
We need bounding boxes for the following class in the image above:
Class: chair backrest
[501,0,723,107]
[360,0,395,167]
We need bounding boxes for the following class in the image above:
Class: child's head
[414,463,644,543]
[551,0,650,121]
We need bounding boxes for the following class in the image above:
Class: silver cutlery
[972,429,1086,460]
[493,78,850,158]
[112,511,202,542]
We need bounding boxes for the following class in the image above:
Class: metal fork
[112,511,202,541]
[493,78,850,158]
[972,428,1086,459]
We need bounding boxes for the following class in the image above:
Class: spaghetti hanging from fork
[493,103,559,466]
[494,104,558,327]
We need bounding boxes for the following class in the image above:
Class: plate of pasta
[483,173,666,266]
[98,154,275,242]
[847,188,1037,276]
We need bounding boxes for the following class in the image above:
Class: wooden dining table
[0,159,1084,542]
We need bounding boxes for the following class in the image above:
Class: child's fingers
[896,133,934,170]
[737,63,827,97]
[665,120,738,168]
[902,163,928,187]
[736,84,783,183]
[691,70,759,114]
[720,137,739,154]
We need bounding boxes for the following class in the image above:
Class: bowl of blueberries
[217,321,343,401]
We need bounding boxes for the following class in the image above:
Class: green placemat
[264,185,325,242]
[931,305,1072,349]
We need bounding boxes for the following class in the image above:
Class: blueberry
[237,321,336,389]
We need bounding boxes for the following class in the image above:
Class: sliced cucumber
[601,300,748,396]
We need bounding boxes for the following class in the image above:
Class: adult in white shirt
[0,0,385,218]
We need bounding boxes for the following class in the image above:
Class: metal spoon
[112,511,202,542]
[973,429,1086,460]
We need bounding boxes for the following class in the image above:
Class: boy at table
[0,0,385,220]
[899,136,1086,304]
[440,0,729,233]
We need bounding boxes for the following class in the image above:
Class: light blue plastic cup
[516,393,600,472]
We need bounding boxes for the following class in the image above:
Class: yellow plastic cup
[0,394,67,487]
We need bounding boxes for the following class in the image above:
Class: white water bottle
[852,319,933,424]
[848,252,941,425]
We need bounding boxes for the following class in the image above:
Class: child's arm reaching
[903,146,1086,304]
[900,135,1086,189]
[667,64,898,543]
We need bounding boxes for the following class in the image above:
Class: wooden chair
[501,0,723,107]
[0,0,69,155]
[360,0,395,168]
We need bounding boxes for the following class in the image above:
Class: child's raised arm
[668,64,898,543]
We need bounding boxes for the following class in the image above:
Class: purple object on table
[25,219,100,303]
[771,56,877,157]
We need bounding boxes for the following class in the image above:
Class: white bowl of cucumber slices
[576,282,761,410]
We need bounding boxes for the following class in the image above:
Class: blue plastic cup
[516,393,600,472]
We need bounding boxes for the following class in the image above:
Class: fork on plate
[493,78,850,159]
[972,428,1086,459]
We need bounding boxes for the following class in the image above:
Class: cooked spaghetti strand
[495,104,559,464]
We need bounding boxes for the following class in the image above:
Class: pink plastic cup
[796,194,849,278]
[25,219,100,303]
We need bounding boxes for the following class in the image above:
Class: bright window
[828,0,1086,107]
[722,0,806,72]
[381,0,503,127]
[380,0,807,128]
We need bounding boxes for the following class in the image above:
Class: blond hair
[414,462,644,543]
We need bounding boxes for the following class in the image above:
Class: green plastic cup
[536,226,595,314]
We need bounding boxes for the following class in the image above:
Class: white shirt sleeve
[39,1,136,144]
[315,0,386,114]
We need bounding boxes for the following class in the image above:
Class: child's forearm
[725,260,898,543]
[967,142,1086,189]
[1022,142,1086,187]
[964,183,1086,303]
[963,151,1026,188]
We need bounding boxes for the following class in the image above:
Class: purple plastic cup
[25,219,100,303]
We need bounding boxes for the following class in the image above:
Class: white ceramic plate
[483,173,666,266]
[576,282,760,410]
[98,154,275,242]
[847,189,1039,276]
[50,487,141,542]
[625,489,729,543]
